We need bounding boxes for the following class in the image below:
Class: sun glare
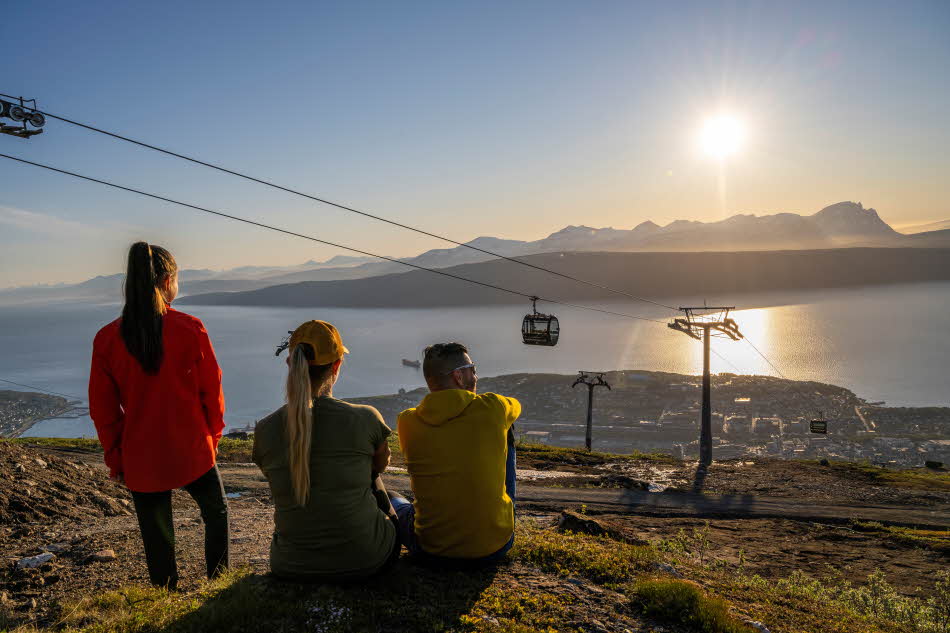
[701,114,745,159]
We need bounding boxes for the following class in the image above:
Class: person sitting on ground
[253,320,399,581]
[89,242,229,590]
[391,342,520,565]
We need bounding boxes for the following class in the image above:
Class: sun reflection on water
[680,307,776,376]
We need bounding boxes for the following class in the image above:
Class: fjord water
[4,281,948,438]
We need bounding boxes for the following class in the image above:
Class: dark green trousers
[130,466,230,589]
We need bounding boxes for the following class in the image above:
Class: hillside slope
[180,247,950,308]
[2,439,948,633]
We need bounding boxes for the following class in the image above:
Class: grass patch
[705,568,950,633]
[3,437,257,465]
[8,518,949,633]
[215,437,253,463]
[852,521,950,554]
[459,586,574,632]
[515,442,676,468]
[4,437,103,452]
[631,577,756,633]
[804,460,950,492]
[13,564,575,633]
[514,520,657,586]
[869,467,950,492]
[27,568,315,633]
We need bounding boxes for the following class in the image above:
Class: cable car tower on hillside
[572,371,611,451]
[668,306,744,468]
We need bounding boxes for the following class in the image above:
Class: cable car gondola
[810,411,828,434]
[522,296,559,346]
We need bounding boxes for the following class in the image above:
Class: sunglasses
[446,362,477,376]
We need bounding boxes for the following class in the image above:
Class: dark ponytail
[120,242,177,374]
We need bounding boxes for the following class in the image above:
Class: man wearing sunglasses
[393,342,520,565]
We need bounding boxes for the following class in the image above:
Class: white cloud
[0,205,104,237]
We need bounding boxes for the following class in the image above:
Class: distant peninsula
[180,247,950,308]
[0,391,84,438]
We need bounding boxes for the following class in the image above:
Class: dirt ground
[2,443,948,629]
[571,513,947,598]
[516,453,950,507]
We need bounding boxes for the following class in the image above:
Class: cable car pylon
[668,306,744,468]
[572,371,611,451]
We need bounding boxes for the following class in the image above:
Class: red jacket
[88,308,225,492]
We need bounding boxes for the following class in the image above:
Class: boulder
[557,510,609,537]
[16,553,55,569]
[87,549,117,563]
[651,562,683,577]
[41,543,70,553]
[599,474,650,490]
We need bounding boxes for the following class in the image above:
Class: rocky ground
[511,448,950,507]
[1,440,948,632]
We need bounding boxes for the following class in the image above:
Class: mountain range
[179,247,950,309]
[4,201,948,305]
[896,218,950,234]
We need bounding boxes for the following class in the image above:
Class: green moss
[709,568,950,633]
[851,521,950,554]
[460,586,574,632]
[631,578,756,633]
[514,521,656,586]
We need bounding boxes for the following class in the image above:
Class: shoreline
[12,403,89,438]
[0,391,87,439]
[7,370,947,467]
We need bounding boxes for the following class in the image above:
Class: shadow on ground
[157,559,499,633]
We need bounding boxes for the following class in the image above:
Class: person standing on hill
[252,320,400,581]
[393,342,520,566]
[88,242,228,590]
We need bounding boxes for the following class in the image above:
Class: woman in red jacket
[89,242,228,589]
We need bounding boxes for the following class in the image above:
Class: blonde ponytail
[286,345,314,507]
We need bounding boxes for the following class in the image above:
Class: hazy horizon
[0,198,914,289]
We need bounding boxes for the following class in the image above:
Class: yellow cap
[288,320,349,365]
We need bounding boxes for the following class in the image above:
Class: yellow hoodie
[397,389,521,558]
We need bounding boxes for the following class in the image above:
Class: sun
[700,114,745,159]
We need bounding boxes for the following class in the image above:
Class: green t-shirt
[252,397,396,579]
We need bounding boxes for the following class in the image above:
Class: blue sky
[2,0,948,286]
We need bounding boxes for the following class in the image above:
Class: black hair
[120,242,177,374]
[422,342,470,383]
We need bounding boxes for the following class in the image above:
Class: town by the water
[0,390,83,439]
[352,371,948,468]
[4,371,947,468]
